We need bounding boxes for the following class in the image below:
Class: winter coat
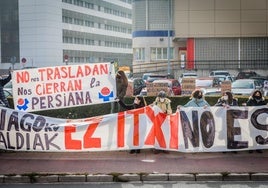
[246,96,266,106]
[118,100,144,110]
[153,97,172,114]
[184,98,210,107]
[215,97,238,106]
[0,72,12,107]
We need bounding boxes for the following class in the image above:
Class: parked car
[128,78,146,95]
[249,76,267,87]
[3,81,12,95]
[209,70,231,77]
[200,88,221,96]
[179,72,197,83]
[236,71,259,79]
[152,79,181,96]
[231,79,262,96]
[212,75,234,83]
[0,89,12,107]
[196,77,221,89]
[142,73,156,82]
[147,75,167,83]
[4,89,12,98]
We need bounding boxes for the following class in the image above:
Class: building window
[151,47,174,60]
[74,0,83,7]
[85,20,94,27]
[74,18,84,25]
[62,16,72,24]
[62,0,72,4]
[85,2,94,9]
[63,36,73,43]
[134,48,145,61]
[85,39,94,45]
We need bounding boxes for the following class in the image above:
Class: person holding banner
[246,89,267,154]
[215,90,238,154]
[116,95,147,154]
[152,90,172,154]
[0,67,12,108]
[246,89,266,106]
[215,90,238,107]
[117,95,147,111]
[182,89,210,108]
[153,90,172,115]
[116,70,128,112]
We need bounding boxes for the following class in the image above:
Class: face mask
[254,96,261,100]
[160,98,165,103]
[197,95,202,99]
[223,96,228,101]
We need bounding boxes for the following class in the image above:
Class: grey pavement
[0,149,268,183]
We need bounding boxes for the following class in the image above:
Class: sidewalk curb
[1,173,268,183]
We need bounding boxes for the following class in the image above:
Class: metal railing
[132,60,268,77]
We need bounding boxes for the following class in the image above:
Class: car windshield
[4,81,12,89]
[183,73,197,77]
[232,81,254,89]
[215,72,229,76]
[196,79,213,87]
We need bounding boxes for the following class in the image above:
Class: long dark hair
[225,91,233,104]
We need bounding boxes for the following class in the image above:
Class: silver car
[231,79,262,96]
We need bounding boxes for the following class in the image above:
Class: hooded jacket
[184,98,210,107]
[246,96,266,106]
[153,97,172,114]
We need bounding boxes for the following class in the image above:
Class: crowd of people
[115,72,267,155]
[1,69,267,155]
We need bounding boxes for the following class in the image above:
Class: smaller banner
[12,63,116,112]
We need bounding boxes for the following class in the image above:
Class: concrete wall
[19,0,62,68]
[174,0,268,38]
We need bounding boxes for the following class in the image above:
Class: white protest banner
[0,106,267,152]
[12,63,116,112]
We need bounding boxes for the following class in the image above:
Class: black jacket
[246,97,266,106]
[0,72,12,107]
[215,98,238,106]
[118,100,144,110]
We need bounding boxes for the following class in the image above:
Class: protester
[0,67,12,108]
[181,89,210,108]
[116,70,128,100]
[116,95,147,154]
[215,90,238,154]
[215,90,238,107]
[115,70,128,112]
[246,89,266,106]
[246,89,267,154]
[153,90,172,115]
[152,90,172,154]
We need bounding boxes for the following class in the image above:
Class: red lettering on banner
[83,122,101,148]
[35,80,82,95]
[38,64,109,81]
[144,107,167,148]
[117,112,125,147]
[38,69,46,81]
[127,108,145,146]
[169,112,179,149]
[64,125,82,150]
[16,71,30,83]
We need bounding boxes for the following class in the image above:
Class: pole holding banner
[64,54,69,65]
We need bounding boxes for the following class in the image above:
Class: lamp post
[64,54,69,65]
[167,0,171,76]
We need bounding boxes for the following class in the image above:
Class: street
[1,181,267,188]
